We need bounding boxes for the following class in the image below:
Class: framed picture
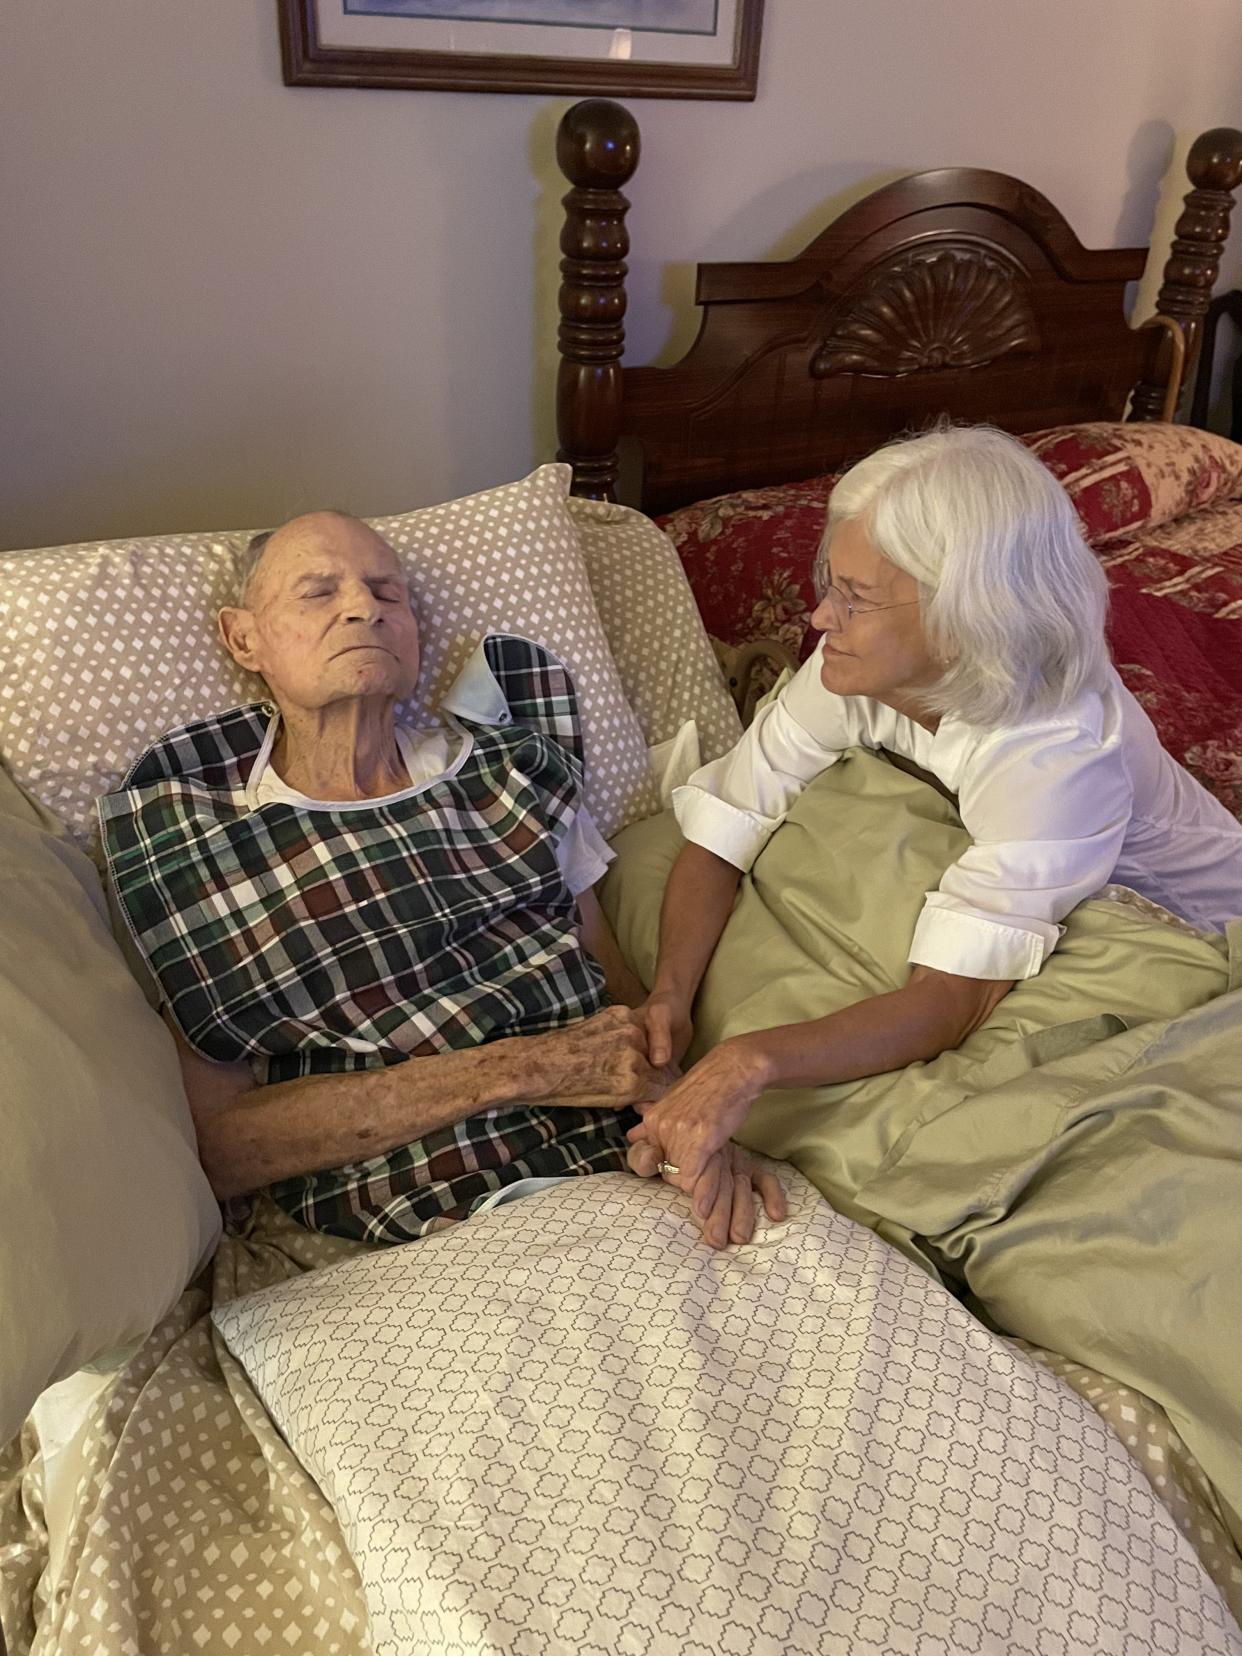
[277,0,764,99]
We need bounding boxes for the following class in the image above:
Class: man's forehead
[264,514,404,581]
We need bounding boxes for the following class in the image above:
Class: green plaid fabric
[100,636,631,1242]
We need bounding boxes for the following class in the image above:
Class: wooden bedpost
[555,99,640,501]
[1131,127,1242,422]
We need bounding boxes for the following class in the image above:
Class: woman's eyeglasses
[817,583,921,628]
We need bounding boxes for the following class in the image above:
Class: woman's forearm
[652,842,742,1005]
[735,968,1015,1092]
[629,969,1015,1191]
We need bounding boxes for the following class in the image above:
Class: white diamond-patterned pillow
[213,1172,1241,1656]
[0,465,658,845]
[568,494,742,761]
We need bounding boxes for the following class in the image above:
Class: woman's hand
[521,1006,680,1112]
[626,1036,771,1191]
[629,1134,786,1248]
[635,988,694,1070]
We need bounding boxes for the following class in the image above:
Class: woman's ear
[218,607,260,671]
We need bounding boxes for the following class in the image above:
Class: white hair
[819,424,1110,728]
[237,529,275,607]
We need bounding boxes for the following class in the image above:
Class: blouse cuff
[907,901,1061,982]
[671,785,777,874]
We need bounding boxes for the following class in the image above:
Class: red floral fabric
[658,474,835,665]
[1026,422,1242,545]
[1106,585,1242,821]
[656,426,1242,820]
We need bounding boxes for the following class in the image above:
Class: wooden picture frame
[277,0,763,99]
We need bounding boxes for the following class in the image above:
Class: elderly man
[101,511,784,1247]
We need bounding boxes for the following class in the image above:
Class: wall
[2,0,1241,551]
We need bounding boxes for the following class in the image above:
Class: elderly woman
[632,425,1242,1205]
[101,510,784,1246]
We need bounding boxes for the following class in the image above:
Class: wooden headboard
[554,101,1242,516]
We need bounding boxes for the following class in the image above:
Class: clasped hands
[628,992,786,1248]
[529,1001,785,1247]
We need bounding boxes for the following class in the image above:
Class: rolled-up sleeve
[557,808,614,896]
[672,647,857,872]
[908,722,1134,980]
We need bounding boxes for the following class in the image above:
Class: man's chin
[326,661,411,699]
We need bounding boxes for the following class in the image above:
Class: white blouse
[673,640,1242,981]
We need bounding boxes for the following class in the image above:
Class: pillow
[1025,421,1242,544]
[567,494,741,761]
[212,1172,1231,1653]
[657,474,834,662]
[0,465,656,845]
[656,424,1242,654]
[0,761,220,1442]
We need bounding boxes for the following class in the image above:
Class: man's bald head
[237,511,398,609]
[219,509,420,715]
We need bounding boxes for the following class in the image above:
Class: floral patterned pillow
[657,474,836,665]
[657,424,1242,660]
[1023,422,1242,545]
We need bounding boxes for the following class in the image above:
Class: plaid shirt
[100,636,630,1242]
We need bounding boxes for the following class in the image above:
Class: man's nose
[343,587,382,623]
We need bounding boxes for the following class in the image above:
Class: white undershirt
[674,639,1242,980]
[249,722,614,897]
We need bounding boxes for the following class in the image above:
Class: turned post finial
[1131,126,1242,422]
[555,100,640,501]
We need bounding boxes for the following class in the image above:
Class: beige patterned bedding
[0,1199,373,1656]
[2,1184,1240,1656]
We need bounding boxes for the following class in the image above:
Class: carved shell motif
[811,248,1040,378]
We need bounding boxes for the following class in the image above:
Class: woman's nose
[810,595,838,633]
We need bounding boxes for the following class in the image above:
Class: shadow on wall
[524,95,917,463]
[642,162,911,371]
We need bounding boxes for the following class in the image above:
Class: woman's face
[810,517,940,708]
[219,514,421,715]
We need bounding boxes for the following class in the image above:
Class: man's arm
[167,1007,671,1203]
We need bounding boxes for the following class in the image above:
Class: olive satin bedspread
[602,748,1242,1547]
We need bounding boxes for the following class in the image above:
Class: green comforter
[602,747,1242,1546]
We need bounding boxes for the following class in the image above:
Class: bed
[554,100,1242,800]
[3,109,1242,1656]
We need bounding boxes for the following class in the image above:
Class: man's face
[220,514,421,714]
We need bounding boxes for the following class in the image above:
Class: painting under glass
[343,0,719,32]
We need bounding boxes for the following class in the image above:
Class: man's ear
[219,607,261,671]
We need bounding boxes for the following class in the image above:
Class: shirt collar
[437,637,513,728]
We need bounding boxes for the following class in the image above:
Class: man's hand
[626,1037,770,1189]
[635,989,694,1070]
[521,1006,680,1112]
[629,1135,786,1248]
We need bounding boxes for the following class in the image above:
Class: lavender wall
[2,0,1239,549]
